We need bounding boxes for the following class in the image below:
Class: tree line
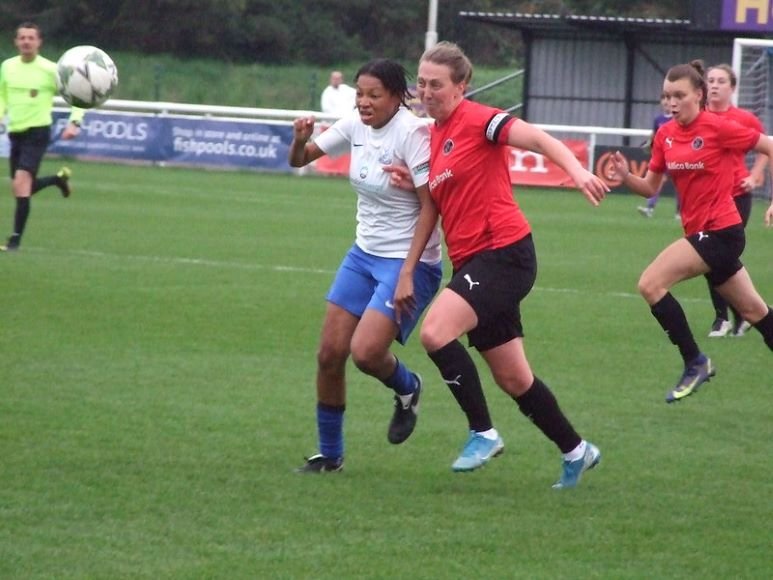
[3,1,685,66]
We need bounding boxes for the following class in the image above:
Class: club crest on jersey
[378,149,393,165]
[691,137,704,150]
[443,139,454,155]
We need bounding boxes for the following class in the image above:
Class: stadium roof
[457,11,762,40]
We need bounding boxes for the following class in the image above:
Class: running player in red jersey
[610,60,773,403]
[388,41,608,489]
[704,64,769,338]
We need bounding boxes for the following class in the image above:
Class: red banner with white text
[507,139,587,187]
[314,138,589,188]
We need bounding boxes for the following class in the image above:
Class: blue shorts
[327,244,442,344]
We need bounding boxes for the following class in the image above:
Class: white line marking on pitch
[31,247,709,303]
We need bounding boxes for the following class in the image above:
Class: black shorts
[734,193,752,228]
[686,225,745,287]
[447,235,537,351]
[9,125,51,178]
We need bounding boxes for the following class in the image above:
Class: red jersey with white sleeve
[649,111,760,236]
[427,99,531,269]
[708,106,764,197]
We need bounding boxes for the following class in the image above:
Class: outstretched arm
[506,121,608,205]
[608,151,664,198]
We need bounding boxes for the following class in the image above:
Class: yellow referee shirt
[0,55,84,132]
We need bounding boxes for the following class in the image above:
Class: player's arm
[751,134,773,226]
[67,106,85,127]
[765,198,773,227]
[742,152,768,191]
[394,183,438,323]
[288,116,324,167]
[751,133,773,183]
[609,151,664,198]
[60,106,85,139]
[0,66,7,130]
[507,120,608,206]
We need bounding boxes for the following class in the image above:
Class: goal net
[732,38,773,200]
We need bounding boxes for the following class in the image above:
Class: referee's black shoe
[0,235,20,252]
[387,374,421,444]
[56,167,72,198]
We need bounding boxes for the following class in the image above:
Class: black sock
[753,308,773,351]
[31,176,57,195]
[708,282,728,321]
[650,292,700,365]
[428,340,492,432]
[513,377,581,454]
[13,197,31,243]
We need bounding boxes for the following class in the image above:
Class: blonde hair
[420,41,473,85]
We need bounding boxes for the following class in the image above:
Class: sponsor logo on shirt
[667,160,705,171]
[665,137,673,148]
[414,161,430,176]
[429,168,453,191]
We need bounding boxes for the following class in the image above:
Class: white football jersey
[314,107,441,264]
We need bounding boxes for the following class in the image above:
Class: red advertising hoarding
[314,138,590,189]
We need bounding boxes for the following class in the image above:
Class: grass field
[1,160,771,579]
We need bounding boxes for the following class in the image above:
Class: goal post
[731,38,773,200]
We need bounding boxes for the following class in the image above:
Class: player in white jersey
[288,58,442,473]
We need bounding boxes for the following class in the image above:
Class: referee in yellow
[0,22,84,252]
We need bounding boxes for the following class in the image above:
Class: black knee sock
[428,340,493,432]
[753,308,773,351]
[651,292,700,365]
[708,281,728,321]
[31,176,57,195]
[514,377,581,454]
[13,197,31,242]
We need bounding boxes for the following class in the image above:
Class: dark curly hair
[355,59,412,107]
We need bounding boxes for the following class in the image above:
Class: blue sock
[382,359,416,396]
[317,402,344,459]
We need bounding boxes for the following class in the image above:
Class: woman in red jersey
[703,64,768,338]
[611,60,773,403]
[389,41,608,489]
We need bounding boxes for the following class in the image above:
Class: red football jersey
[427,99,530,269]
[649,111,760,235]
[708,106,764,197]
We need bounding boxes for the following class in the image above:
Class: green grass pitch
[1,160,771,578]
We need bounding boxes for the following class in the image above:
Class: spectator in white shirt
[320,70,356,117]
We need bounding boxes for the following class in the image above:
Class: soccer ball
[56,45,118,109]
